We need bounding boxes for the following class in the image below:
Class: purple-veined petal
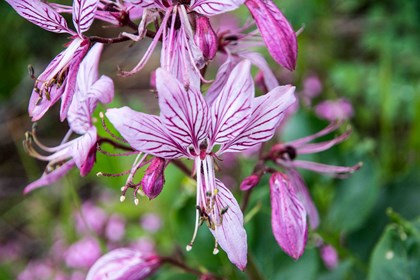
[72,127,97,171]
[297,128,352,155]
[245,0,297,71]
[270,172,307,260]
[286,167,319,229]
[190,0,245,16]
[106,107,186,158]
[6,0,72,34]
[239,51,279,91]
[286,121,342,148]
[24,160,75,194]
[88,75,114,104]
[86,248,160,280]
[210,180,247,270]
[221,85,295,153]
[156,68,208,152]
[76,43,102,94]
[205,55,235,106]
[72,0,99,35]
[210,60,254,145]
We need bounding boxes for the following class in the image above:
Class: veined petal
[245,0,297,70]
[239,51,279,91]
[190,0,245,16]
[72,127,97,171]
[210,60,254,145]
[24,160,75,194]
[106,107,186,158]
[76,43,103,95]
[286,167,319,229]
[88,75,114,104]
[86,248,160,280]
[6,0,72,34]
[72,0,98,35]
[270,172,307,260]
[210,180,248,270]
[221,85,295,153]
[156,68,208,152]
[205,55,235,106]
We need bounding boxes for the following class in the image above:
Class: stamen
[100,112,127,143]
[120,195,126,202]
[97,144,138,157]
[96,169,132,177]
[213,240,219,255]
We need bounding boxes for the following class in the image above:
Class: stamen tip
[99,112,105,119]
[120,195,126,202]
[121,186,126,191]
[96,172,103,177]
[213,248,219,255]
[134,198,139,205]
[186,244,193,251]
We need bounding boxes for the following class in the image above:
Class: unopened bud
[142,158,166,200]
[194,15,218,61]
[240,174,260,191]
[320,245,338,270]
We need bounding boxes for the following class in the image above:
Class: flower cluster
[7,0,360,277]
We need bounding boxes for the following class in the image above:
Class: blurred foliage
[1,0,420,279]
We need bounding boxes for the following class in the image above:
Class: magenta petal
[270,172,307,260]
[86,248,160,280]
[106,107,185,158]
[194,15,218,60]
[71,127,97,170]
[141,158,166,200]
[245,0,297,70]
[72,0,99,35]
[6,0,71,34]
[24,160,75,194]
[210,180,248,270]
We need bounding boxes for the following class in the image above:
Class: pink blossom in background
[65,237,101,269]
[105,214,126,242]
[302,75,323,101]
[315,98,354,121]
[130,238,156,257]
[75,201,108,235]
[320,244,339,269]
[140,213,162,233]
[18,260,54,280]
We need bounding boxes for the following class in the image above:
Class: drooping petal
[210,180,248,270]
[24,160,75,194]
[270,172,307,260]
[156,68,208,152]
[72,0,98,35]
[6,0,72,34]
[72,127,97,171]
[86,248,160,280]
[245,0,297,70]
[292,160,362,176]
[286,167,319,229]
[106,107,186,158]
[210,60,254,145]
[190,0,245,16]
[221,85,295,153]
[297,128,352,155]
[76,43,103,95]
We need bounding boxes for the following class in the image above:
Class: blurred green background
[1,0,420,279]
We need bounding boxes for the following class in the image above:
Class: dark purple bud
[194,15,218,60]
[245,0,298,70]
[142,158,166,200]
[240,174,260,191]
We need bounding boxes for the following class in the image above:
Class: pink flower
[23,44,113,193]
[141,157,166,199]
[140,213,162,233]
[315,98,354,121]
[75,201,108,235]
[86,248,160,280]
[320,244,339,270]
[107,60,296,270]
[6,0,100,120]
[105,214,126,242]
[65,237,101,269]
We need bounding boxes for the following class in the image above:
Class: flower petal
[245,0,297,70]
[6,0,71,34]
[221,85,295,153]
[210,180,248,270]
[156,68,208,151]
[239,51,279,91]
[72,0,98,35]
[205,55,235,106]
[210,60,254,145]
[24,160,75,194]
[270,172,307,260]
[106,107,185,158]
[72,127,97,171]
[86,248,160,280]
[190,0,245,16]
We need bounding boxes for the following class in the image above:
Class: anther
[120,195,126,202]
[28,65,36,79]
[134,198,139,205]
[186,244,193,251]
[96,172,103,177]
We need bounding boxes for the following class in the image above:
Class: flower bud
[270,172,307,260]
[194,15,218,60]
[240,174,260,191]
[86,248,160,280]
[320,244,338,270]
[142,158,166,200]
[315,98,354,122]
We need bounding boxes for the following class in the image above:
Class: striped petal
[190,0,244,16]
[156,68,208,152]
[6,0,71,34]
[270,172,307,260]
[72,0,98,35]
[221,85,295,153]
[106,107,185,158]
[210,60,253,145]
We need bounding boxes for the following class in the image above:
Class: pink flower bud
[194,15,218,60]
[65,237,101,269]
[320,244,338,269]
[270,172,307,260]
[86,248,160,280]
[240,174,260,191]
[142,158,166,200]
[105,214,126,242]
[315,98,354,122]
